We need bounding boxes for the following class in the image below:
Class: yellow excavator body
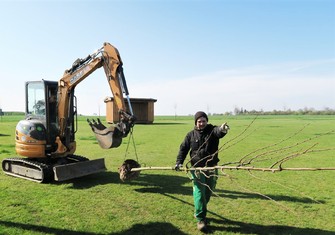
[2,42,135,183]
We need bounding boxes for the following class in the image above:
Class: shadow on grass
[206,216,335,235]
[129,173,193,195]
[128,174,324,205]
[2,218,334,235]
[155,194,334,235]
[216,189,325,204]
[64,171,192,196]
[0,133,10,136]
[62,171,122,189]
[130,175,331,234]
[67,172,325,205]
[0,220,99,235]
[110,222,188,235]
[0,220,187,235]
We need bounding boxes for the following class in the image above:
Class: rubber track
[2,157,53,183]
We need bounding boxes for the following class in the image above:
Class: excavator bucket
[53,158,106,181]
[87,118,123,149]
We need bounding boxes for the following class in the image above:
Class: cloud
[1,60,334,116]
[130,60,335,115]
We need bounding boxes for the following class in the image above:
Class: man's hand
[220,122,230,133]
[175,163,183,171]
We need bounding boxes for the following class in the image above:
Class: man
[175,111,229,232]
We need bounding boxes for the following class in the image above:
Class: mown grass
[0,115,334,235]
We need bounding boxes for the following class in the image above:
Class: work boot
[195,216,209,225]
[197,220,207,232]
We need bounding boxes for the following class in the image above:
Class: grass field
[0,115,334,235]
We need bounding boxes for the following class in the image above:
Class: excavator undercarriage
[2,155,106,183]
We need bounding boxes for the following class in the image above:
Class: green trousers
[191,169,218,222]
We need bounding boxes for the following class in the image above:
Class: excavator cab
[16,80,62,157]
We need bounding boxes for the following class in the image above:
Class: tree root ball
[118,159,141,182]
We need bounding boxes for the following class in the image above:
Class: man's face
[196,117,208,130]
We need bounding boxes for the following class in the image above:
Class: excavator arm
[56,42,135,153]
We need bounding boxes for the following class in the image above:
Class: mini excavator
[2,42,135,183]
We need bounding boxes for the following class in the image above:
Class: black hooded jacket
[176,124,226,167]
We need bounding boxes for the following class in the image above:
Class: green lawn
[0,115,334,235]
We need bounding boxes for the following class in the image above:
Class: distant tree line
[212,107,335,116]
[2,108,335,117]
[1,111,25,116]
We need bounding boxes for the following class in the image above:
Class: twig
[238,123,309,165]
[228,173,296,214]
[240,130,334,166]
[219,115,259,151]
[247,170,323,204]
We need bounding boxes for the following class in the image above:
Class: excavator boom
[57,42,134,151]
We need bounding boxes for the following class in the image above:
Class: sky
[0,0,334,116]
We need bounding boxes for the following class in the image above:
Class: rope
[124,127,139,163]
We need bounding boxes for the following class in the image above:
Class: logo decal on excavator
[70,70,84,84]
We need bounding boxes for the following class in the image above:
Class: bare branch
[130,165,335,172]
[270,143,319,169]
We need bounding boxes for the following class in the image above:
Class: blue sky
[0,0,334,115]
